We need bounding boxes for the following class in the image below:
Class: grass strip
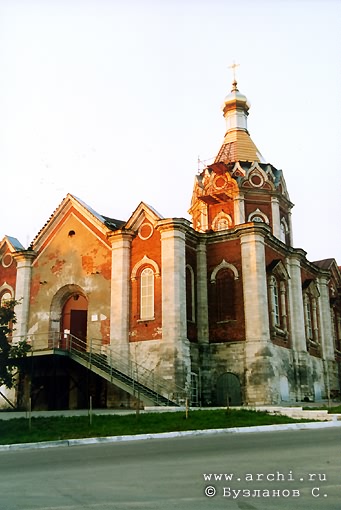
[0,409,318,445]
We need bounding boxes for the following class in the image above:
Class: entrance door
[61,294,88,351]
[216,372,242,406]
[70,310,87,351]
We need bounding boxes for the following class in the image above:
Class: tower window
[248,209,269,224]
[216,218,230,230]
[212,212,232,232]
[280,218,288,244]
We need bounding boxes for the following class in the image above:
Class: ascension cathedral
[1,78,341,410]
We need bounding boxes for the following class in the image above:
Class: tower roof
[216,80,264,164]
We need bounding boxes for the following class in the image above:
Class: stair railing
[26,332,189,405]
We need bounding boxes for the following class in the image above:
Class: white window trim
[211,212,232,232]
[248,208,269,224]
[131,255,160,280]
[210,259,239,283]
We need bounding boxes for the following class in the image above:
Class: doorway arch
[49,284,88,350]
[62,294,88,350]
[216,372,242,406]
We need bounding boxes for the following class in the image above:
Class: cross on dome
[229,61,240,88]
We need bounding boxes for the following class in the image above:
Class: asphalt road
[0,427,340,510]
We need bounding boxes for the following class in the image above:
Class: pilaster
[240,229,270,343]
[288,211,294,246]
[196,240,209,344]
[271,196,281,239]
[157,219,191,390]
[13,251,36,343]
[196,239,211,404]
[240,227,274,404]
[286,252,309,401]
[234,192,245,225]
[318,274,334,360]
[108,230,134,358]
[287,254,306,352]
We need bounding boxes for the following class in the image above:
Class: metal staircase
[28,333,187,407]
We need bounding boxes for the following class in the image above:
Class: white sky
[0,0,340,263]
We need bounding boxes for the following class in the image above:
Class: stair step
[68,348,180,406]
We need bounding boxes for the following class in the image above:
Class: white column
[240,230,270,342]
[158,219,191,390]
[288,211,294,246]
[240,227,275,404]
[271,196,281,239]
[13,251,36,343]
[159,221,187,342]
[109,231,134,358]
[196,241,209,343]
[318,275,334,360]
[286,253,308,401]
[234,192,245,225]
[287,254,306,351]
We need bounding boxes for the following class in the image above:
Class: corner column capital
[13,250,36,265]
[107,230,135,247]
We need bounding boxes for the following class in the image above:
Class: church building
[1,78,341,409]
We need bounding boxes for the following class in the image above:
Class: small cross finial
[229,61,240,83]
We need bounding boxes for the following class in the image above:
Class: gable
[125,202,163,232]
[32,209,112,267]
[31,194,116,254]
[0,236,25,254]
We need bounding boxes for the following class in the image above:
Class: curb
[1,419,341,452]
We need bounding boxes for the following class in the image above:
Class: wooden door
[70,309,87,351]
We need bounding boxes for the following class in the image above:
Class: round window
[1,253,13,268]
[138,223,154,240]
[214,176,227,190]
[250,174,263,187]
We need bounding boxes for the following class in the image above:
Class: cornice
[13,250,37,263]
[156,218,192,235]
[107,229,136,243]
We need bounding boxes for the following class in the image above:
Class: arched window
[216,268,236,322]
[140,267,154,320]
[186,266,195,322]
[303,281,320,348]
[267,261,289,339]
[216,217,230,231]
[0,291,12,306]
[305,297,313,340]
[280,219,288,243]
[272,278,280,326]
[0,291,13,340]
[248,208,269,224]
[212,212,232,232]
[332,307,341,353]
